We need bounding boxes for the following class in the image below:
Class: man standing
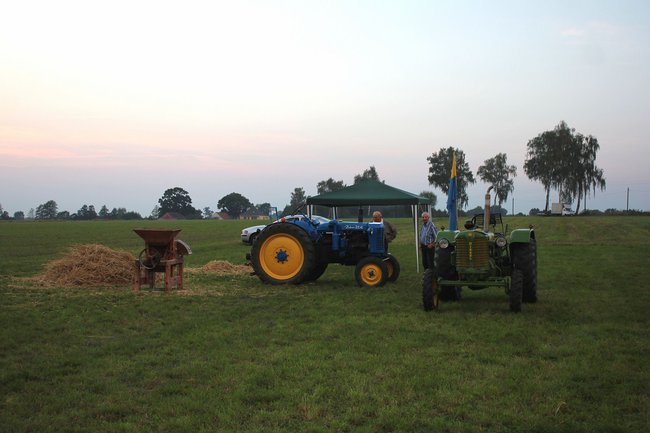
[372,211,397,251]
[419,212,437,269]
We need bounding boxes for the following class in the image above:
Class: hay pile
[37,244,135,287]
[187,260,251,275]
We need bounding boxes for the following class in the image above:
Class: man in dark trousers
[419,212,437,269]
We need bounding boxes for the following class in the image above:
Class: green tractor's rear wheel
[384,254,400,283]
[509,269,523,313]
[251,223,316,284]
[512,240,537,303]
[355,256,388,287]
[422,268,440,311]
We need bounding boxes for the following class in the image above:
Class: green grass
[1,217,649,432]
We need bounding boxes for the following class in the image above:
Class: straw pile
[37,244,135,287]
[187,260,251,275]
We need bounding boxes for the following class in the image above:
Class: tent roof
[306,180,430,206]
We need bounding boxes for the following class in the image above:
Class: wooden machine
[133,228,191,291]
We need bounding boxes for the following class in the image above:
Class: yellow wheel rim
[360,263,383,286]
[259,233,305,281]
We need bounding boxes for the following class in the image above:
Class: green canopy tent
[306,180,432,272]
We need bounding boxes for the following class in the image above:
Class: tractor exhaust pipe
[484,186,493,232]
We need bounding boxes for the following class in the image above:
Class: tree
[426,147,475,209]
[99,205,109,219]
[524,121,606,212]
[14,211,25,220]
[217,192,252,219]
[158,187,201,218]
[317,178,346,194]
[75,204,97,220]
[354,166,382,184]
[282,187,308,215]
[150,205,160,219]
[35,200,58,220]
[419,191,437,208]
[477,153,517,206]
[202,207,213,219]
[256,202,271,216]
[110,207,127,219]
[565,133,606,213]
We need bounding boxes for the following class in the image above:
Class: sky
[1,0,649,217]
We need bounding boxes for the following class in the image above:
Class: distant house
[211,212,231,220]
[240,210,269,221]
[159,212,186,220]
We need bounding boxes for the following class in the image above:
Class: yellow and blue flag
[446,152,458,230]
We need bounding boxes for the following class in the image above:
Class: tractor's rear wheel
[355,256,388,287]
[422,268,440,311]
[509,269,523,313]
[512,240,537,303]
[304,261,328,282]
[251,223,316,284]
[384,254,400,283]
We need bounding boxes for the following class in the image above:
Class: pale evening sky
[1,0,649,217]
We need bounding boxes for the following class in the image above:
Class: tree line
[0,121,610,220]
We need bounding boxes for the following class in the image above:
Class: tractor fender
[435,230,458,245]
[510,228,535,244]
[288,220,321,242]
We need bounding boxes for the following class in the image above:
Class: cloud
[560,21,619,44]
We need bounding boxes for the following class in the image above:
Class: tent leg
[414,205,420,273]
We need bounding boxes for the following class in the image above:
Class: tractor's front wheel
[422,268,440,311]
[355,256,388,287]
[251,223,316,284]
[384,254,400,283]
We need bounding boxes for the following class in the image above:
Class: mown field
[1,216,649,432]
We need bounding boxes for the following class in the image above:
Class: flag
[446,152,458,230]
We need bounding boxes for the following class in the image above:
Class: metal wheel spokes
[139,248,161,270]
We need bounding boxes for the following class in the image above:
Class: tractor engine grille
[455,235,489,269]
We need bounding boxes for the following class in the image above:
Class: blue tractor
[249,215,400,287]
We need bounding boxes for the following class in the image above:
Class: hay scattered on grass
[187,260,251,275]
[35,244,135,288]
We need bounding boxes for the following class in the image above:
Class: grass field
[1,216,649,432]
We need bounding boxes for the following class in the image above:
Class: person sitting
[372,211,397,252]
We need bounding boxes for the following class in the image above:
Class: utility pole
[512,197,514,216]
[627,188,630,212]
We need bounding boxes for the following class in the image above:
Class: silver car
[241,215,329,244]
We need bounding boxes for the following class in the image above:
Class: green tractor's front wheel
[422,268,440,311]
[251,223,316,284]
[355,256,388,287]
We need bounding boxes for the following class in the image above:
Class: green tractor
[422,187,537,312]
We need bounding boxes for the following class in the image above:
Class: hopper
[133,228,182,247]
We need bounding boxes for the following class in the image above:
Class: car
[241,215,329,244]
